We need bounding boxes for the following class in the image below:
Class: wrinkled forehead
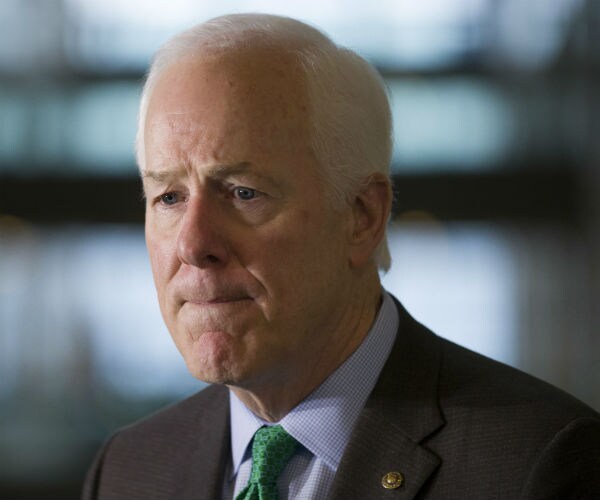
[143,46,316,170]
[150,46,308,117]
[146,47,312,142]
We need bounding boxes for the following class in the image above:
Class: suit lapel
[174,385,231,500]
[328,300,445,499]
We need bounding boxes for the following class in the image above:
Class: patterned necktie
[235,425,299,500]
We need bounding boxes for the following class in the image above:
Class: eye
[233,187,257,201]
[159,192,180,205]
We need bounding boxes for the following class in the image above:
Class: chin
[186,362,234,385]
[178,330,246,385]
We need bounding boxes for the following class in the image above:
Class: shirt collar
[229,290,399,476]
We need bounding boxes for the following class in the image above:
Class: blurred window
[389,78,515,171]
[0,0,588,176]
[0,223,516,400]
[60,0,581,71]
[0,83,139,176]
[0,77,584,176]
[382,222,516,363]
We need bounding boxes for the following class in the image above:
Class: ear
[348,173,392,269]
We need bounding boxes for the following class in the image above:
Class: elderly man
[84,13,600,500]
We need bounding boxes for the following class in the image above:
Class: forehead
[148,48,309,129]
[144,47,313,166]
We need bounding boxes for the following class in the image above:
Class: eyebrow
[142,162,269,183]
[141,169,185,183]
[207,162,254,179]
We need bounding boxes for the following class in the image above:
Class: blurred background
[0,0,599,498]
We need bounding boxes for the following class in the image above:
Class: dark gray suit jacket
[83,300,600,499]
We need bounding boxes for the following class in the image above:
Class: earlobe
[348,173,392,269]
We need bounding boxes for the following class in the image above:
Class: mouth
[186,296,253,306]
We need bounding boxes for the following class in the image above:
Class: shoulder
[83,384,229,500]
[418,321,600,496]
[392,297,598,423]
[435,332,598,425]
[389,299,600,497]
[437,337,600,496]
[110,383,229,444]
[101,383,229,463]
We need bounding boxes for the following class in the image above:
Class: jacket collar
[327,298,445,499]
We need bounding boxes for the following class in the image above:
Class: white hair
[136,13,393,271]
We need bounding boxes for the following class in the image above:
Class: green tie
[235,425,298,500]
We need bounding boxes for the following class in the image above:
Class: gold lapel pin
[382,471,404,489]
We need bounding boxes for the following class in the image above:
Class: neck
[229,274,383,422]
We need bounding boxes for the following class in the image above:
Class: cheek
[256,215,312,266]
[146,224,179,300]
[248,211,344,294]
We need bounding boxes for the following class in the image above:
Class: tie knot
[250,425,298,486]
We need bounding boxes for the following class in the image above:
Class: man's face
[143,51,355,389]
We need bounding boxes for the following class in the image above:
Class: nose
[176,195,229,267]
